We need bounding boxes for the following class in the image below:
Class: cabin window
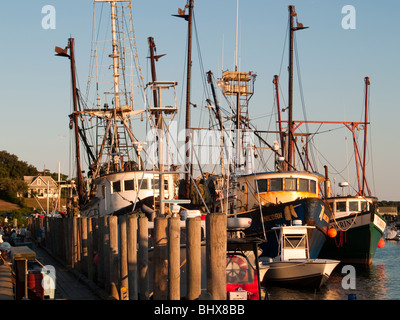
[269,178,283,191]
[138,178,148,190]
[299,179,309,192]
[152,178,160,190]
[336,201,347,212]
[285,178,297,191]
[164,179,169,190]
[124,179,135,191]
[283,234,307,249]
[256,179,268,192]
[310,180,317,194]
[349,201,359,212]
[361,201,368,211]
[112,181,121,193]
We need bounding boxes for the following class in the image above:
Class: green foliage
[0,150,67,208]
[0,150,38,179]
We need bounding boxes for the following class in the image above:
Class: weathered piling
[103,216,111,292]
[127,215,138,300]
[28,211,228,301]
[87,218,94,282]
[118,214,128,299]
[168,216,181,300]
[138,216,149,300]
[109,215,119,299]
[186,216,202,300]
[97,217,105,288]
[81,217,88,275]
[153,216,168,300]
[206,213,227,300]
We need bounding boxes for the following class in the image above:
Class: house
[23,175,59,199]
[378,206,398,222]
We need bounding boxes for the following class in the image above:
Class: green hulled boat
[319,196,386,265]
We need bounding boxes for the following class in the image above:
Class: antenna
[234,0,239,71]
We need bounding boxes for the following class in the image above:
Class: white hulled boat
[260,221,339,288]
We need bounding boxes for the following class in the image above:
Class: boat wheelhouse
[236,171,323,211]
[220,171,332,260]
[81,171,178,217]
[327,196,376,219]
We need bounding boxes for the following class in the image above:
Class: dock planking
[0,263,13,300]
[32,244,102,300]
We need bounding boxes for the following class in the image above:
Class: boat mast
[287,5,295,170]
[55,38,85,205]
[110,1,121,111]
[173,0,194,199]
[361,76,370,196]
[69,38,85,205]
[273,75,285,158]
[148,36,166,216]
[287,5,307,171]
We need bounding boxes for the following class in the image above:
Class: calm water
[263,240,400,300]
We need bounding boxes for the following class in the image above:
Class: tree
[0,177,27,206]
[0,150,38,179]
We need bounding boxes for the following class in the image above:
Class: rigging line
[294,34,317,171]
[310,139,359,196]
[278,18,290,78]
[123,3,146,98]
[367,88,376,196]
[193,12,212,130]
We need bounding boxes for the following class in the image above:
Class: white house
[23,175,59,199]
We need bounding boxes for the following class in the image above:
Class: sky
[0,0,399,201]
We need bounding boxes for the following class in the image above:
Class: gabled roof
[23,175,58,188]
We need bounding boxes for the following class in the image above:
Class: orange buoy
[378,238,385,248]
[328,228,337,238]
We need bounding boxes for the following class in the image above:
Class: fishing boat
[319,195,386,264]
[56,0,179,218]
[211,6,332,259]
[318,77,386,265]
[259,221,339,288]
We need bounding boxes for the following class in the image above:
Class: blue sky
[0,1,399,200]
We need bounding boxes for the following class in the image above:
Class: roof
[378,207,398,215]
[23,175,58,188]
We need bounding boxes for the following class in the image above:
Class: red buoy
[328,228,337,238]
[378,238,385,248]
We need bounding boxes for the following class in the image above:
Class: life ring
[226,255,248,283]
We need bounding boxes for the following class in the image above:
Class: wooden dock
[0,263,13,300]
[33,244,104,300]
[0,243,107,300]
[26,213,227,300]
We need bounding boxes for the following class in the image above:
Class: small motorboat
[260,221,340,288]
[385,227,400,241]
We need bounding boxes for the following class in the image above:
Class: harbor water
[263,240,400,300]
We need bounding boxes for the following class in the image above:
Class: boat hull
[319,211,386,265]
[240,197,331,259]
[261,259,339,288]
